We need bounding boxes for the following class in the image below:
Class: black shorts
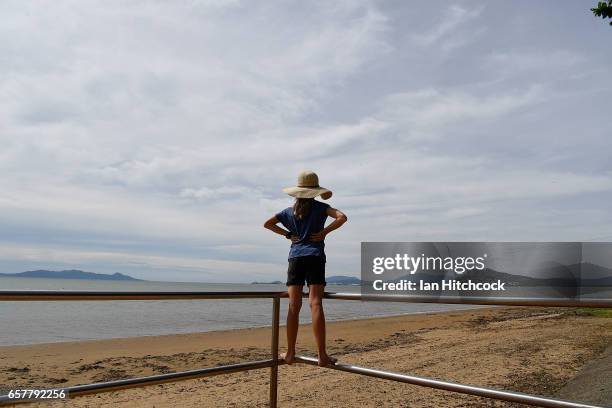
[286,255,326,286]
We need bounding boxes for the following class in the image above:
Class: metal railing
[0,290,611,408]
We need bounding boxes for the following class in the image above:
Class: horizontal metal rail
[324,293,612,308]
[0,359,284,405]
[0,291,611,307]
[0,291,284,301]
[293,356,601,408]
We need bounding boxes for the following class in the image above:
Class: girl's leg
[281,284,303,364]
[308,284,337,367]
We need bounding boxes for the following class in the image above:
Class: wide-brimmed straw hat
[283,170,332,200]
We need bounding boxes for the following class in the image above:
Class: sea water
[0,277,489,346]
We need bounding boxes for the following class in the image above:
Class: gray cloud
[0,1,610,282]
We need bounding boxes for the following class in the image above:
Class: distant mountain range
[252,275,361,285]
[0,269,142,281]
[251,280,283,284]
[326,275,361,285]
[3,270,362,285]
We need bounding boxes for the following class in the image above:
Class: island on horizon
[251,275,361,285]
[0,269,143,281]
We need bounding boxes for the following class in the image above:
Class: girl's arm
[264,215,299,242]
[310,207,348,242]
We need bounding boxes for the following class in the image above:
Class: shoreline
[0,304,490,349]
[2,306,611,407]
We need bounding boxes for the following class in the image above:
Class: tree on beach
[591,1,612,25]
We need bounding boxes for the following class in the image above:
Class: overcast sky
[1,1,610,282]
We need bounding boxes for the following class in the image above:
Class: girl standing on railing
[264,170,348,367]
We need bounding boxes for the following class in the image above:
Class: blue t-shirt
[276,200,330,260]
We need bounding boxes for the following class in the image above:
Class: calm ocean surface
[0,277,487,346]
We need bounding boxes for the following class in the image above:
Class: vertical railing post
[269,296,280,408]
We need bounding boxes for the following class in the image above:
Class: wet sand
[1,307,611,407]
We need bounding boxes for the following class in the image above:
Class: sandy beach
[1,307,611,407]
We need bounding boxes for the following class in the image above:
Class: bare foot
[280,351,295,365]
[317,353,337,367]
